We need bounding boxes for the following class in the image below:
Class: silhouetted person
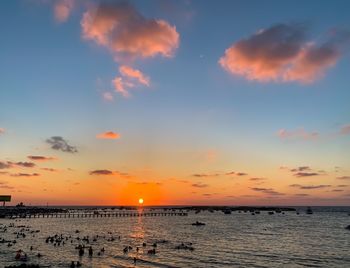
[89,246,93,256]
[70,261,75,268]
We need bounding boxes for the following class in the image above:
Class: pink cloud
[102,92,114,102]
[119,65,150,86]
[339,124,350,135]
[112,66,150,97]
[54,0,74,23]
[0,128,5,135]
[219,23,349,83]
[96,131,120,140]
[81,2,179,60]
[278,128,319,141]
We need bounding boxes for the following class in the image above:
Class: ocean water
[0,207,350,267]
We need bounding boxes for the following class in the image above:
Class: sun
[138,198,144,205]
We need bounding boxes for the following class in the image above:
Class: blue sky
[0,0,349,205]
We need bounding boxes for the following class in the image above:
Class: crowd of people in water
[1,219,201,267]
[1,208,349,267]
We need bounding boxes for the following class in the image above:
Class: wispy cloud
[96,131,120,140]
[337,176,350,180]
[192,183,208,188]
[290,184,331,189]
[11,173,40,177]
[250,177,266,181]
[339,124,350,135]
[28,155,57,161]
[89,170,129,177]
[46,136,78,153]
[0,162,12,169]
[0,181,14,189]
[112,66,150,97]
[250,187,284,196]
[192,173,220,178]
[294,172,319,177]
[54,0,74,23]
[219,23,349,83]
[0,128,5,135]
[278,128,319,141]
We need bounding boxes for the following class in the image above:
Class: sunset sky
[1,0,350,206]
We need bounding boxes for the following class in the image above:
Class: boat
[191,221,205,226]
[306,207,313,214]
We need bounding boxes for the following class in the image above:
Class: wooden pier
[7,211,188,219]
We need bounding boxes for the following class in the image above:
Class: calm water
[1,207,350,267]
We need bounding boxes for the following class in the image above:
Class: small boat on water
[306,207,313,215]
[191,221,205,226]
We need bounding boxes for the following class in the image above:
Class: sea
[0,206,349,268]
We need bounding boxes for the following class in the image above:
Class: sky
[0,0,350,206]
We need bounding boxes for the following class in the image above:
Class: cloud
[112,66,150,97]
[294,193,310,197]
[0,162,12,169]
[339,124,350,135]
[54,0,74,23]
[119,65,150,86]
[250,177,266,181]
[294,172,319,177]
[290,184,331,189]
[12,162,36,168]
[225,171,235,176]
[89,169,129,178]
[278,128,319,141]
[192,173,220,178]
[102,91,114,102]
[27,155,56,161]
[41,168,59,172]
[0,128,5,135]
[46,136,78,153]
[219,23,349,83]
[250,187,284,196]
[290,166,311,172]
[337,176,350,180]
[81,2,179,60]
[236,172,247,176]
[0,181,14,190]
[11,173,40,177]
[89,169,114,176]
[96,131,121,139]
[192,183,208,188]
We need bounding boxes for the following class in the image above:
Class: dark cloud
[41,168,58,172]
[0,181,14,189]
[46,136,78,153]
[0,161,11,169]
[236,172,247,176]
[192,173,220,178]
[290,166,311,172]
[225,171,235,175]
[89,170,114,175]
[11,173,40,177]
[294,172,319,177]
[337,176,350,180]
[294,193,310,197]
[192,183,208,188]
[13,162,36,168]
[290,184,331,189]
[331,189,344,192]
[250,187,285,196]
[28,155,56,161]
[250,177,266,181]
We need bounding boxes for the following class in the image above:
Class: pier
[2,211,188,219]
